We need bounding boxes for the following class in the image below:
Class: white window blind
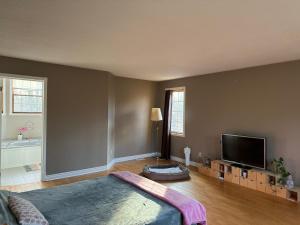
[12,79,43,113]
[171,89,185,135]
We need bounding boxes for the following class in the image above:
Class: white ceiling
[1,0,300,81]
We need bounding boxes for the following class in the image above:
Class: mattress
[0,175,182,225]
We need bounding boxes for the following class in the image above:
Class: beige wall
[158,60,300,185]
[0,56,109,175]
[5,54,300,185]
[107,74,116,163]
[0,56,157,176]
[2,115,42,140]
[114,76,158,157]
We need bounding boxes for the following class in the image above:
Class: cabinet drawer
[257,182,266,192]
[276,186,287,199]
[248,171,257,181]
[257,172,267,184]
[198,167,210,176]
[247,179,257,190]
[240,177,248,187]
[210,170,218,178]
[24,146,41,165]
[204,167,211,176]
[232,167,241,177]
[1,148,24,169]
[211,161,219,171]
[224,173,233,182]
[266,185,277,196]
[232,175,240,184]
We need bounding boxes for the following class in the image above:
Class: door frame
[0,73,47,182]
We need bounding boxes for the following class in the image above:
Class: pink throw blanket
[111,171,207,225]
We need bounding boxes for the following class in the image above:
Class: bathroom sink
[1,138,42,149]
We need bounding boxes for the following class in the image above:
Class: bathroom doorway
[0,75,46,186]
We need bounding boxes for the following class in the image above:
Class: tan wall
[159,60,300,185]
[0,56,158,176]
[5,54,299,185]
[114,76,157,157]
[0,56,109,175]
[107,74,116,164]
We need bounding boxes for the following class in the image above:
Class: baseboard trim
[113,152,159,164]
[43,153,199,181]
[171,155,201,167]
[44,152,159,181]
[43,165,108,181]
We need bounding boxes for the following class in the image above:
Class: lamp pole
[151,108,163,161]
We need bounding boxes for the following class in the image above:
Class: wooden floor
[1,158,300,225]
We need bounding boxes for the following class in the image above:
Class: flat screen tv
[221,134,266,169]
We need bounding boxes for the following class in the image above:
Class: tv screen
[221,134,266,169]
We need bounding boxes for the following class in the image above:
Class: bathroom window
[11,79,43,114]
[1,83,4,114]
[170,87,185,136]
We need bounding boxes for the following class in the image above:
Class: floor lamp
[151,108,163,159]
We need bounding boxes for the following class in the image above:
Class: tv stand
[198,160,300,203]
[230,163,252,170]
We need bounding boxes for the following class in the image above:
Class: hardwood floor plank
[1,158,299,225]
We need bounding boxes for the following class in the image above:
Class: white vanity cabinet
[1,146,41,169]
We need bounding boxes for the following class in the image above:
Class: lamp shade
[151,108,162,121]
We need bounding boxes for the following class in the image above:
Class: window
[1,79,4,114]
[12,79,43,114]
[171,88,185,136]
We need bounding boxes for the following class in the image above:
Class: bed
[0,173,206,225]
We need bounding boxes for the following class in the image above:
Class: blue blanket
[0,175,182,225]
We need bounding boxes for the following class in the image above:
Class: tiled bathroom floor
[1,166,41,186]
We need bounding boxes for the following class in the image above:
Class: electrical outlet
[198,152,202,158]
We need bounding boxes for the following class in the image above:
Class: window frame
[1,78,5,115]
[167,86,186,137]
[10,79,43,115]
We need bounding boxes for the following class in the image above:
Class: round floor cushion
[142,164,190,181]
